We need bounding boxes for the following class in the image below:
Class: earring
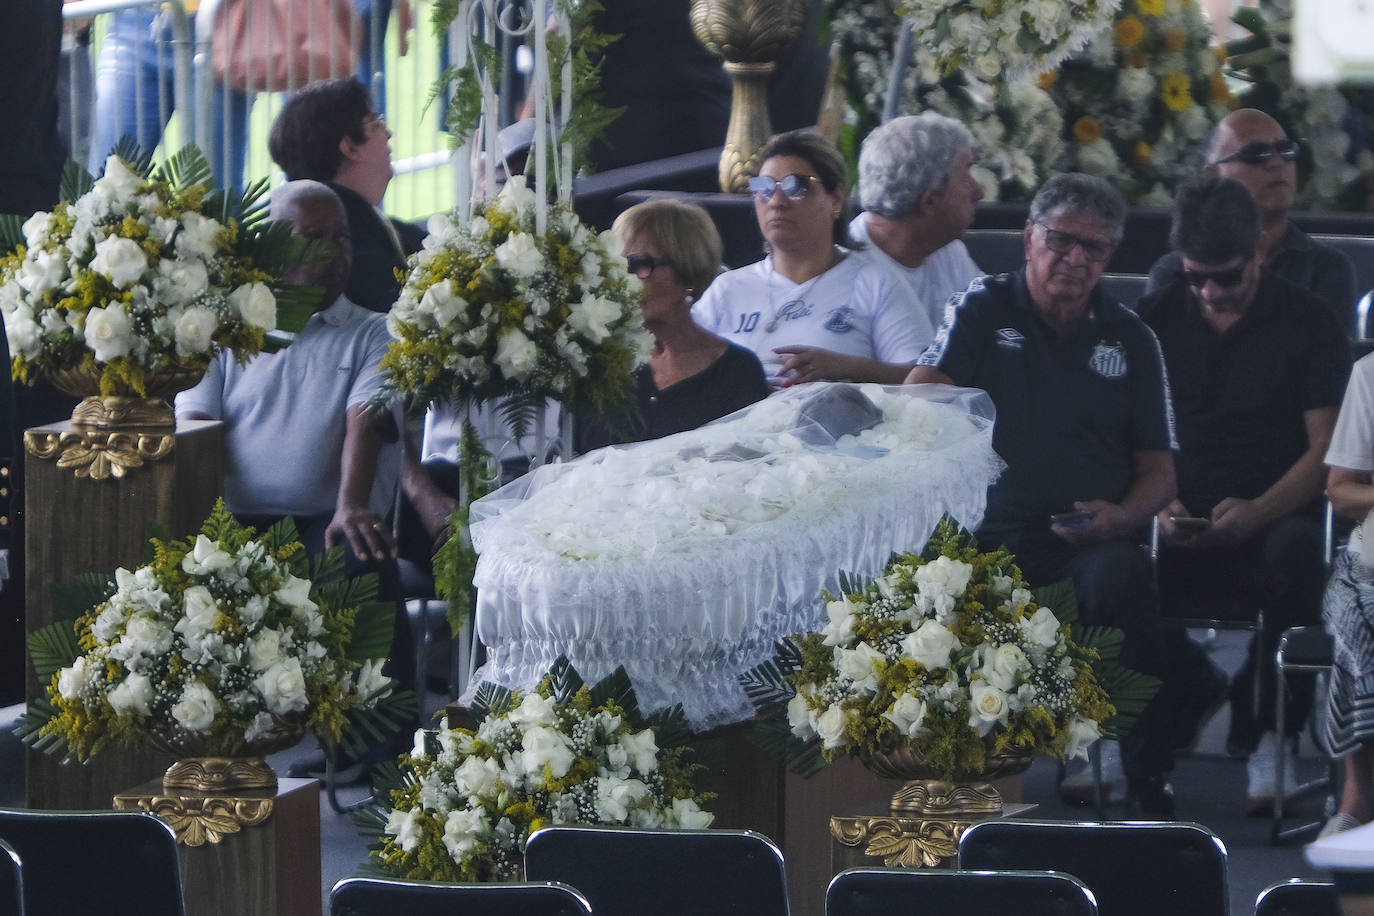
[683,288,695,305]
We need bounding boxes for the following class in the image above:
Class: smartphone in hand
[1050,510,1092,530]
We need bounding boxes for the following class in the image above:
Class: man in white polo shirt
[850,112,986,329]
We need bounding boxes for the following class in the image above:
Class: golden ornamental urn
[689,0,808,193]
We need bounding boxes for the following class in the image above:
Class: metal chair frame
[1255,878,1340,916]
[826,867,1097,916]
[329,877,592,916]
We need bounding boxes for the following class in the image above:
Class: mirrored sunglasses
[747,174,817,201]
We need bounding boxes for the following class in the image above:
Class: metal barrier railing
[60,0,462,221]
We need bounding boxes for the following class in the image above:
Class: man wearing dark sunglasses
[1138,176,1350,816]
[1146,109,1356,335]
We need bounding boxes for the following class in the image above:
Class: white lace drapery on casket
[464,383,1005,732]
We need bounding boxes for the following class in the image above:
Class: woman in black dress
[578,199,769,451]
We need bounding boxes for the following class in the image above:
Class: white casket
[465,383,1004,731]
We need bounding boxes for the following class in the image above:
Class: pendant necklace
[765,250,839,333]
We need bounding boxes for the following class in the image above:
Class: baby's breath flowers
[23,500,403,761]
[381,176,651,421]
[778,520,1113,779]
[0,148,305,396]
[369,660,712,883]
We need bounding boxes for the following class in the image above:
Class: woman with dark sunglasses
[576,199,769,451]
[1145,109,1357,335]
[691,131,934,387]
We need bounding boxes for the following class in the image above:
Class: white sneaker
[1059,739,1126,806]
[1245,731,1300,816]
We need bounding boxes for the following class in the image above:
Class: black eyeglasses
[1183,265,1247,289]
[1035,223,1114,262]
[626,252,671,279]
[747,174,818,201]
[1212,138,1301,166]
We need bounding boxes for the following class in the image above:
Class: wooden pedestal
[114,776,322,916]
[24,419,224,809]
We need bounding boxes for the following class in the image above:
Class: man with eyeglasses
[907,173,1182,815]
[848,113,986,329]
[268,79,426,316]
[1138,176,1350,815]
[1146,108,1357,335]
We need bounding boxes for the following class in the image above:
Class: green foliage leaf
[748,714,829,777]
[58,158,94,204]
[641,703,693,750]
[469,681,514,722]
[738,658,797,713]
[588,666,638,722]
[330,688,419,761]
[152,145,214,193]
[1031,579,1079,628]
[0,214,24,254]
[546,655,584,703]
[27,621,81,684]
[51,572,114,622]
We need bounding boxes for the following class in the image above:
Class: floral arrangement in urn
[1043,0,1234,205]
[897,0,1122,84]
[0,147,313,399]
[18,500,413,765]
[363,658,713,882]
[746,520,1153,781]
[381,175,652,426]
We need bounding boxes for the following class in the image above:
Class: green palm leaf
[588,666,638,722]
[51,571,114,621]
[27,621,81,684]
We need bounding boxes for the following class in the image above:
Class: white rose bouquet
[19,500,413,761]
[364,659,713,882]
[382,175,652,425]
[897,0,1122,85]
[746,519,1151,780]
[0,145,315,397]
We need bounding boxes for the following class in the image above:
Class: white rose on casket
[419,279,464,327]
[788,693,817,739]
[835,641,884,696]
[19,249,65,296]
[93,155,145,200]
[157,257,209,306]
[57,656,92,700]
[454,755,504,802]
[176,211,225,261]
[671,797,714,829]
[386,807,425,851]
[619,728,659,775]
[1064,715,1102,762]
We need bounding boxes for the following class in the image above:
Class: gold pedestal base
[830,802,1038,870]
[114,785,275,847]
[25,427,176,479]
[890,777,1004,818]
[164,756,278,792]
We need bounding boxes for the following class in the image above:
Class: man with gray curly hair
[850,112,985,329]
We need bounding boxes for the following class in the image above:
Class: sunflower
[1160,73,1194,112]
[1037,68,1060,90]
[1133,141,1153,167]
[1074,116,1103,144]
[1114,15,1145,47]
[1137,0,1165,15]
[1163,27,1187,52]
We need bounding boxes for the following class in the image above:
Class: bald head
[271,180,351,309]
[1203,108,1296,221]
